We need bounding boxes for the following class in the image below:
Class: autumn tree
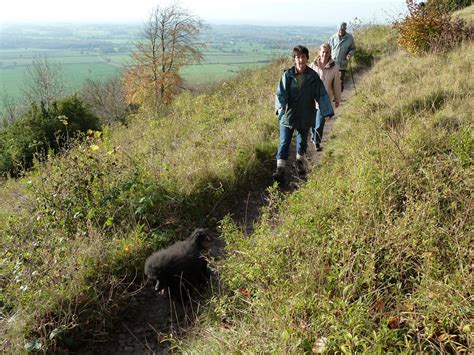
[124,3,204,112]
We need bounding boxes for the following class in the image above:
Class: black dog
[144,228,210,298]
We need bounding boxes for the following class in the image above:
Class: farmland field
[0,23,333,110]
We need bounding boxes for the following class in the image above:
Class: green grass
[352,24,399,68]
[182,42,473,353]
[453,4,474,23]
[60,63,122,85]
[0,62,123,100]
[0,67,26,99]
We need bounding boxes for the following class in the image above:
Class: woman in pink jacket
[309,43,342,151]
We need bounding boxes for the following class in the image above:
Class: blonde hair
[313,43,331,62]
[320,43,331,54]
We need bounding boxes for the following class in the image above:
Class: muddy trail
[78,82,357,355]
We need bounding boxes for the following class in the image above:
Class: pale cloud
[0,0,406,26]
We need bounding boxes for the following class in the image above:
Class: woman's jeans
[311,110,325,146]
[276,124,309,161]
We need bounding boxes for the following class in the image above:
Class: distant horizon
[0,20,340,28]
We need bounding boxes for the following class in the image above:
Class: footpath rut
[78,80,356,355]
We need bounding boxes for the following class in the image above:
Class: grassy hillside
[0,18,471,352]
[0,59,286,352]
[183,43,473,352]
[454,4,474,22]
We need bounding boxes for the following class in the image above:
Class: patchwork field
[0,23,333,106]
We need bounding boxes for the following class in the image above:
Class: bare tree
[123,3,204,112]
[22,57,66,108]
[1,92,22,127]
[81,76,130,125]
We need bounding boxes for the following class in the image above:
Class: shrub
[429,13,474,52]
[0,95,100,176]
[393,0,473,55]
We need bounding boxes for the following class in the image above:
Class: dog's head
[144,228,210,295]
[145,261,172,295]
[144,257,165,294]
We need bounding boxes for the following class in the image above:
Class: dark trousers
[339,70,346,92]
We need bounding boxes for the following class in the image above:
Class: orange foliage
[122,4,202,112]
[393,0,472,55]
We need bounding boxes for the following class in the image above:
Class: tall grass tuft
[352,23,398,68]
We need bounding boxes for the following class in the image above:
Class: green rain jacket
[275,66,334,129]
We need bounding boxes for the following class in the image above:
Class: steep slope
[1,51,339,352]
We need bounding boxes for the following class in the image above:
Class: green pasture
[0,47,285,105]
[0,51,128,65]
[203,50,283,64]
[0,22,327,109]
[60,63,122,86]
[0,62,122,100]
[0,67,25,99]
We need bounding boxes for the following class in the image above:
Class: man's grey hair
[338,22,347,29]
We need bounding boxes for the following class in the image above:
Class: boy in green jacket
[274,45,334,183]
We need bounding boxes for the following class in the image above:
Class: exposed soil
[77,82,355,355]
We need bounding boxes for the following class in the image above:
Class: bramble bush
[393,0,473,55]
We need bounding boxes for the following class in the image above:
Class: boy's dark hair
[292,45,309,59]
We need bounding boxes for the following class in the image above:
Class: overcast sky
[0,0,407,26]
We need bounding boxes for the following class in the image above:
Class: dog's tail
[189,228,210,249]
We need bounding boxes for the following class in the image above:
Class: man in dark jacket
[273,45,334,182]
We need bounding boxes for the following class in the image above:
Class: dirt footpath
[77,80,356,355]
